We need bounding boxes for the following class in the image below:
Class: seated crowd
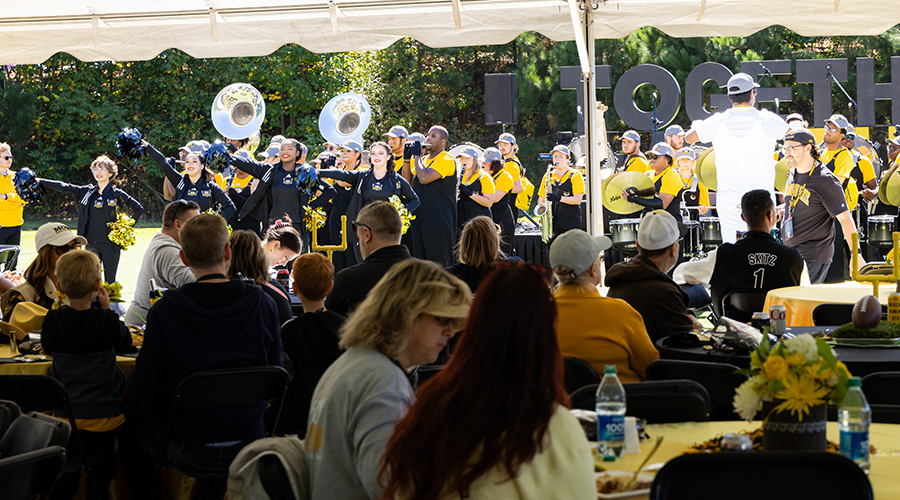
[0,189,807,499]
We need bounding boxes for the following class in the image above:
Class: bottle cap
[603,455,616,462]
[848,377,861,387]
[604,365,617,375]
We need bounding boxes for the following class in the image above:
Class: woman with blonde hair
[305,259,471,500]
[40,155,144,283]
[226,229,293,325]
[445,215,502,293]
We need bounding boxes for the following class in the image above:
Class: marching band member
[40,156,144,283]
[619,130,648,173]
[665,125,686,155]
[0,143,25,270]
[456,146,495,234]
[537,145,584,240]
[228,138,335,252]
[317,141,419,264]
[842,125,878,203]
[145,139,235,218]
[383,125,409,170]
[402,125,457,267]
[482,147,516,255]
[496,133,524,220]
[686,73,789,244]
[676,148,711,220]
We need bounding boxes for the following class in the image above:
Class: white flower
[784,333,818,362]
[733,378,764,421]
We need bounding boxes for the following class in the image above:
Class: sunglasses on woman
[54,242,82,255]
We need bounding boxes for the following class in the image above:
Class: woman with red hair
[379,265,595,500]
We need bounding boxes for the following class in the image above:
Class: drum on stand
[700,217,722,252]
[610,219,640,254]
[867,215,896,249]
[684,220,701,257]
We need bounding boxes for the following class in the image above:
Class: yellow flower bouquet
[388,195,415,235]
[733,334,851,421]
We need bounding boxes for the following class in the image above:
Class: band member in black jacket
[41,156,144,282]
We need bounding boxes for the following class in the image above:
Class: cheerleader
[317,141,419,263]
[144,140,236,219]
[482,147,516,255]
[456,146,494,234]
[40,156,144,283]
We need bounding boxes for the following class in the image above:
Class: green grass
[16,225,163,304]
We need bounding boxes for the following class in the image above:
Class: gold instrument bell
[601,171,656,214]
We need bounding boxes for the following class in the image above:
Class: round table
[763,281,894,327]
[598,420,900,500]
[655,331,900,377]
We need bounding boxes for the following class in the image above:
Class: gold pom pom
[107,211,136,250]
[304,205,327,233]
[388,195,415,235]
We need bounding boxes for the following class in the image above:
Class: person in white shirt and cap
[685,72,790,244]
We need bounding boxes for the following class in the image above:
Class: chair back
[861,372,900,405]
[651,451,873,499]
[563,356,601,395]
[0,246,19,274]
[0,400,22,437]
[646,359,747,420]
[812,303,887,326]
[0,412,71,456]
[569,380,711,423]
[720,289,768,323]
[0,445,67,500]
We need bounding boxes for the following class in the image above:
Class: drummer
[537,145,585,240]
[619,130,648,173]
[675,148,711,221]
[665,125,686,155]
[820,114,861,281]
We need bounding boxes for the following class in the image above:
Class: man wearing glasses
[820,114,864,281]
[0,143,25,270]
[685,72,790,244]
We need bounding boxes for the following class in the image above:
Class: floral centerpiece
[733,333,851,422]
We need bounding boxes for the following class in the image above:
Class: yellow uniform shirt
[538,168,585,198]
[624,154,649,174]
[822,148,854,179]
[502,157,522,184]
[857,156,876,184]
[0,170,25,227]
[651,167,682,198]
[461,170,495,195]
[422,152,456,178]
[215,172,253,191]
[680,175,711,207]
[492,169,514,194]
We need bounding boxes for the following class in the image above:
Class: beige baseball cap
[34,223,87,252]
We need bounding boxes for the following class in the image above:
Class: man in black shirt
[675,189,806,320]
[325,201,411,317]
[780,128,862,283]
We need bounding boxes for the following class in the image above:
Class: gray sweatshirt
[305,346,414,500]
[125,232,195,326]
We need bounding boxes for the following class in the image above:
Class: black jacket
[228,155,334,223]
[146,145,236,219]
[41,180,144,240]
[317,167,419,240]
[325,245,412,317]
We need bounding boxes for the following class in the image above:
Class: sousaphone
[319,93,371,145]
[211,83,266,140]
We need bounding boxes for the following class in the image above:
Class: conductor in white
[685,73,790,244]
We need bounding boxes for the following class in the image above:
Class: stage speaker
[485,73,517,125]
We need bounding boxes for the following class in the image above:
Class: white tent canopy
[1,0,897,65]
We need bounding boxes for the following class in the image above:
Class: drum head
[601,172,655,214]
[695,148,717,191]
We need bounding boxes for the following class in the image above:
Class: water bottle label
[840,430,869,461]
[598,414,625,442]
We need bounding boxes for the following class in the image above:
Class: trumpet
[536,164,554,243]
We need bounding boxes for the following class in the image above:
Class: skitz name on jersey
[747,253,778,266]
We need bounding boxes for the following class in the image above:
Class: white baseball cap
[549,229,611,276]
[637,210,681,251]
[35,223,87,252]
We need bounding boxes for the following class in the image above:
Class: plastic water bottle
[839,377,871,474]
[595,365,627,459]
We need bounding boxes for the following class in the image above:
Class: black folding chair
[0,412,71,456]
[0,399,22,438]
[0,375,92,491]
[719,289,768,323]
[812,303,887,326]
[563,356,601,395]
[569,380,711,423]
[0,445,67,500]
[651,451,873,500]
[155,366,290,482]
[646,359,747,420]
[860,372,900,423]
[0,245,20,274]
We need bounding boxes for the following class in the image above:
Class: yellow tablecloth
[763,282,893,327]
[603,421,900,500]
[0,344,137,380]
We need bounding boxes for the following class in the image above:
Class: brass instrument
[211,83,266,140]
[535,163,554,243]
[318,93,371,145]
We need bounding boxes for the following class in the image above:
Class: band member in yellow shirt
[537,145,585,239]
[0,143,25,270]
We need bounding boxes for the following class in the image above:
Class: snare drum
[700,217,722,251]
[684,221,701,256]
[610,219,640,253]
[867,215,896,249]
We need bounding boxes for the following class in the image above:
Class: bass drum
[610,219,640,254]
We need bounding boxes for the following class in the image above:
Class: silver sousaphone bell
[318,93,371,145]
[211,83,266,140]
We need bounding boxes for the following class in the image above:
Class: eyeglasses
[90,166,105,172]
[350,221,370,232]
[825,125,840,133]
[54,242,82,255]
[646,154,659,160]
[783,145,805,154]
[427,314,456,327]
[845,134,856,140]
[1,155,12,161]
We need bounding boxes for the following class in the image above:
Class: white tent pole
[572,1,602,239]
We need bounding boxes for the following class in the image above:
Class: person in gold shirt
[550,229,659,382]
[675,148,711,221]
[495,133,524,220]
[537,145,585,239]
[619,130,648,173]
[383,125,409,171]
[0,143,25,270]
